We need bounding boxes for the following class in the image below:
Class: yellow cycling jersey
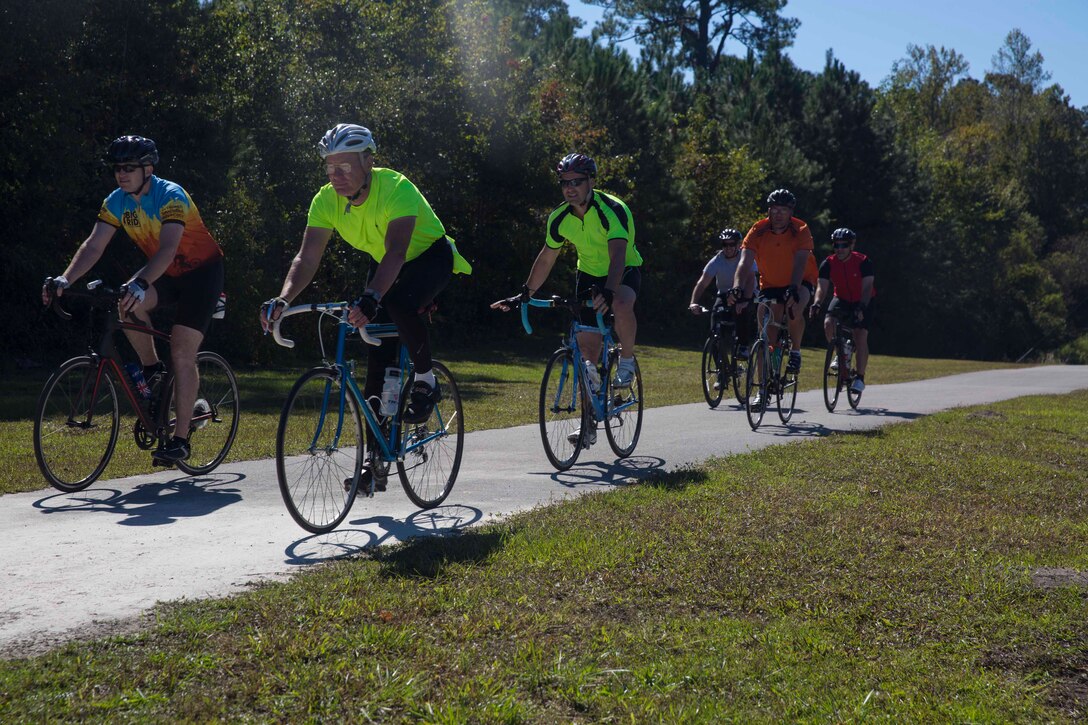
[545,190,641,277]
[307,167,471,273]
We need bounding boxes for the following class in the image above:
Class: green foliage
[2,1,1085,370]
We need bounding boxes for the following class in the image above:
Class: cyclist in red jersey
[734,189,815,402]
[810,227,875,392]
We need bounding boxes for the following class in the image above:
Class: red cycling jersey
[818,251,876,303]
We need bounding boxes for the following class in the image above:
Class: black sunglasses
[558,177,589,188]
[833,242,852,249]
[111,163,144,173]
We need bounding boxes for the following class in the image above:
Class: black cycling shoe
[403,380,439,424]
[152,436,190,465]
[344,458,387,493]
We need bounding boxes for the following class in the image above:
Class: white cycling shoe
[566,426,597,449]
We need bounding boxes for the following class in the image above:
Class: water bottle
[770,345,782,371]
[843,339,854,367]
[380,367,401,416]
[124,362,152,400]
[583,360,601,393]
[212,291,226,319]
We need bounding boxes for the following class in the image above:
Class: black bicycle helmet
[105,135,159,165]
[717,228,743,243]
[556,152,597,177]
[766,188,796,208]
[831,227,857,241]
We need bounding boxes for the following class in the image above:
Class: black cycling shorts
[153,257,224,336]
[760,282,814,304]
[827,297,875,330]
[575,266,641,326]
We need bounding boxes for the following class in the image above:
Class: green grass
[1,340,1025,495]
[1,391,1085,720]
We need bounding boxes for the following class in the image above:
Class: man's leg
[121,287,163,367]
[611,284,637,358]
[854,328,869,377]
[168,325,204,439]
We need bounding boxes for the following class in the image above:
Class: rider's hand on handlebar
[41,275,70,306]
[592,287,614,314]
[490,285,531,312]
[260,296,288,333]
[688,303,704,315]
[348,290,381,328]
[119,277,148,315]
[809,302,823,320]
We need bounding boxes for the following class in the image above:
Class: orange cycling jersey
[742,217,814,289]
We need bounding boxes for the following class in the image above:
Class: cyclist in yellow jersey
[492,153,641,385]
[42,135,225,465]
[261,124,471,489]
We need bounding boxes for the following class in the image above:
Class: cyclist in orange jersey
[734,188,816,383]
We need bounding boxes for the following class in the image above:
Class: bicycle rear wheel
[847,370,863,410]
[701,337,724,408]
[173,351,240,475]
[823,342,841,412]
[397,361,463,508]
[276,367,363,533]
[539,348,587,470]
[604,353,643,458]
[730,338,748,404]
[744,340,766,430]
[34,357,120,492]
[777,367,798,424]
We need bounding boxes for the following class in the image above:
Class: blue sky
[566,0,1088,109]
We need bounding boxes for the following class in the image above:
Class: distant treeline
[3,0,1085,369]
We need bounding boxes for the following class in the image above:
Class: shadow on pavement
[284,504,482,565]
[32,472,245,526]
[547,454,665,489]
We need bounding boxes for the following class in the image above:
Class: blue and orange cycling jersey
[97,176,222,277]
[545,190,642,277]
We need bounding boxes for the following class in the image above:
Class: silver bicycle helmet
[317,124,377,158]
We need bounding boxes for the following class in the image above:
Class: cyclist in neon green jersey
[261,123,471,489]
[492,152,642,390]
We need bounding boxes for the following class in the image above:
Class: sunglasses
[833,242,852,249]
[111,164,144,174]
[325,162,354,176]
[558,177,588,188]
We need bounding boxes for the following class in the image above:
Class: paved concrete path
[2,365,1085,654]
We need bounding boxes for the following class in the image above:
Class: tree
[586,0,798,83]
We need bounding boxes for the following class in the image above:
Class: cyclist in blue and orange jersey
[260,124,471,487]
[810,227,876,392]
[688,228,758,358]
[42,135,225,464]
[492,152,642,389]
[734,188,816,380]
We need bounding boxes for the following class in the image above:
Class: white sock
[414,369,436,387]
[619,356,635,369]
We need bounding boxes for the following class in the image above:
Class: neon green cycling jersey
[307,167,471,273]
[545,190,642,277]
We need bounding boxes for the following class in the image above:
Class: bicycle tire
[173,351,240,475]
[397,361,463,508]
[778,368,799,424]
[701,337,725,408]
[276,367,363,533]
[745,340,766,430]
[538,348,587,470]
[847,368,863,410]
[730,337,748,404]
[823,341,841,412]
[33,356,120,492]
[604,353,643,458]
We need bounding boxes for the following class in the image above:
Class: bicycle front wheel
[397,361,463,508]
[276,367,363,533]
[539,348,587,470]
[823,342,841,412]
[701,337,724,408]
[777,367,799,424]
[604,354,643,458]
[174,351,240,475]
[745,340,766,430]
[34,357,119,492]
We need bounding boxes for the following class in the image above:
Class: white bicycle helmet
[317,123,377,158]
